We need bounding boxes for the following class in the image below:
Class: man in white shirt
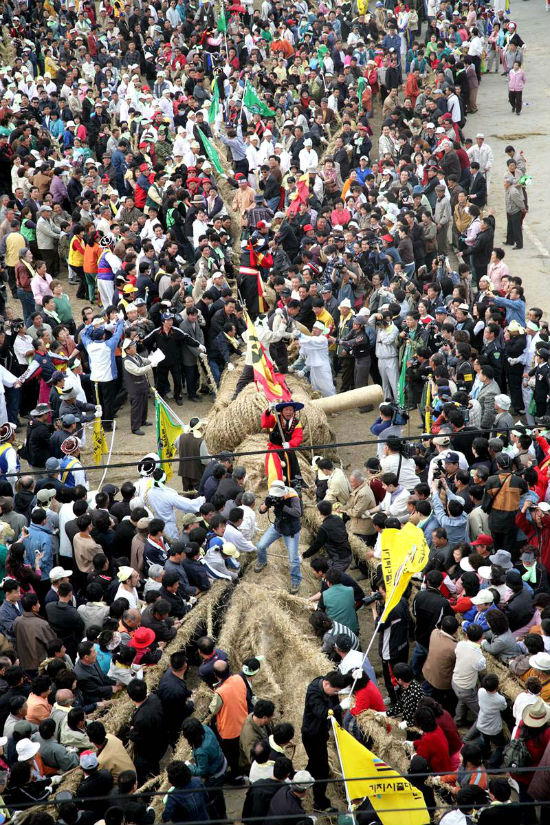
[427,437,468,484]
[368,472,410,523]
[224,511,256,554]
[298,139,319,173]
[239,492,258,541]
[468,134,494,191]
[380,437,418,492]
[452,623,486,724]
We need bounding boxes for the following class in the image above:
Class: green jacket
[321,584,359,635]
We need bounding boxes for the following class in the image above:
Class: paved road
[466,2,550,313]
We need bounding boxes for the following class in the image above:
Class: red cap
[139,163,149,172]
[381,234,394,243]
[303,224,314,232]
[235,172,244,180]
[471,534,493,547]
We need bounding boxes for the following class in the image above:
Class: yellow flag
[92,417,108,466]
[331,717,429,825]
[379,522,430,623]
[155,394,183,482]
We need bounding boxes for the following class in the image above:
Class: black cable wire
[7,423,534,477]
[9,762,550,808]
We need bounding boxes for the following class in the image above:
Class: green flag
[216,7,227,33]
[208,82,220,125]
[397,345,409,409]
[197,127,225,177]
[357,77,366,111]
[242,82,275,118]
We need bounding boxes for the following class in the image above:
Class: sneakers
[289,582,301,595]
[253,561,267,573]
[132,429,145,436]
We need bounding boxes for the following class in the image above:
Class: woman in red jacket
[412,706,453,773]
[419,696,462,770]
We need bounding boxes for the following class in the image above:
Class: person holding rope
[261,400,304,489]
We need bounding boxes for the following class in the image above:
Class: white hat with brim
[16,738,40,761]
[221,542,239,559]
[459,556,474,573]
[471,590,494,606]
[312,321,329,334]
[529,653,550,672]
[49,565,72,581]
[117,565,135,582]
[522,697,550,727]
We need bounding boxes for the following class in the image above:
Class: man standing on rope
[261,401,304,488]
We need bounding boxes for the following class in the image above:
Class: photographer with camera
[427,436,469,485]
[380,436,418,493]
[254,480,303,594]
[368,309,400,402]
[430,475,469,547]
[370,402,404,458]
[339,314,374,404]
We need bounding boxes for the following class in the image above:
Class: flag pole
[348,550,415,698]
[98,420,117,489]
[239,79,247,126]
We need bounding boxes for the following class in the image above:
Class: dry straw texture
[204,367,333,454]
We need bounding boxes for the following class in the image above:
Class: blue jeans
[410,642,429,679]
[256,524,301,586]
[266,196,280,212]
[17,289,36,325]
[208,359,221,386]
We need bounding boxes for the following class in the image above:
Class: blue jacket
[81,319,124,382]
[23,523,54,581]
[0,599,22,642]
[162,776,209,822]
[431,493,468,546]
[491,296,526,325]
[187,724,225,779]
[463,608,491,633]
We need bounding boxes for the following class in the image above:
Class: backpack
[502,737,532,769]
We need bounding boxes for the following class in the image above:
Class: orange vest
[215,675,248,740]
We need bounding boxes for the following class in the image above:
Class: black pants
[270,341,289,374]
[302,733,331,809]
[129,391,149,432]
[506,211,523,248]
[339,355,355,393]
[6,265,17,297]
[509,89,523,113]
[233,364,254,398]
[157,362,183,399]
[39,248,59,276]
[234,158,249,177]
[98,380,119,430]
[219,735,240,780]
[183,363,199,398]
[507,364,525,412]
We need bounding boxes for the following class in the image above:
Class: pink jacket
[509,69,526,92]
[31,272,53,305]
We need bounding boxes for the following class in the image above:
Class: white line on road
[524,221,550,258]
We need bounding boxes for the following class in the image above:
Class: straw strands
[204,367,333,454]
[35,581,232,813]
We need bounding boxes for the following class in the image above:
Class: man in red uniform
[261,401,304,487]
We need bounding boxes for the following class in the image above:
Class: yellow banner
[379,522,430,623]
[331,718,429,825]
[92,417,108,466]
[155,394,183,482]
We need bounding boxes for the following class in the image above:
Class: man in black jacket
[376,580,410,703]
[45,582,85,661]
[241,756,294,824]
[468,162,488,207]
[268,769,316,825]
[411,570,453,679]
[303,501,352,571]
[25,405,52,468]
[157,651,194,746]
[74,641,120,706]
[503,569,535,631]
[76,750,113,819]
[301,671,349,812]
[127,680,170,784]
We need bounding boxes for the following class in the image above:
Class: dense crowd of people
[0,0,547,822]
